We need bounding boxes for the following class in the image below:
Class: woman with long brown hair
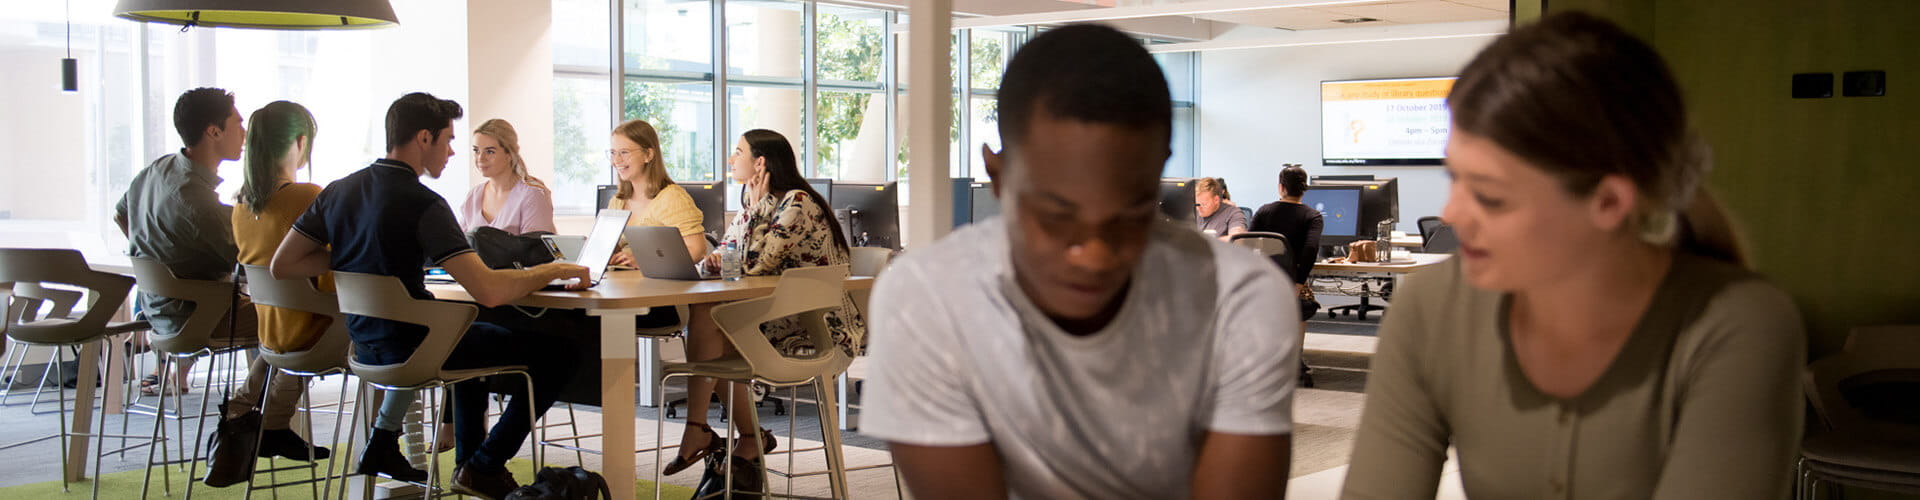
[1341,12,1803,499]
[668,129,865,497]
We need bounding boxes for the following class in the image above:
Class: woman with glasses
[606,118,707,267]
[458,118,556,234]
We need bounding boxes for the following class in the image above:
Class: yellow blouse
[232,183,333,353]
[608,183,705,238]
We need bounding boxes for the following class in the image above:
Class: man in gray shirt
[862,25,1297,499]
[115,88,320,472]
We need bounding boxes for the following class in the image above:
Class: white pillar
[467,0,556,189]
[905,0,953,250]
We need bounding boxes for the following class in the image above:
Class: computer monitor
[1312,177,1399,238]
[595,185,617,213]
[679,181,727,238]
[806,178,834,205]
[830,181,901,250]
[1300,185,1364,247]
[1312,174,1376,182]
[971,181,1000,224]
[1159,178,1197,223]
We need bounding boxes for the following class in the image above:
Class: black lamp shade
[62,58,77,92]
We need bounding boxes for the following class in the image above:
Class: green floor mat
[0,453,696,499]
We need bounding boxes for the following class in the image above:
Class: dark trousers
[444,319,577,472]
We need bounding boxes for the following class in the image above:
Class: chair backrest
[128,255,236,353]
[1417,216,1444,241]
[0,249,135,345]
[709,265,852,384]
[334,271,479,388]
[1804,324,1920,438]
[241,265,351,373]
[1238,206,1253,222]
[1423,224,1459,253]
[1230,231,1290,259]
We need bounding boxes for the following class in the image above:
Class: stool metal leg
[815,378,849,500]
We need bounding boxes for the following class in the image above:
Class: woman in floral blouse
[665,129,867,493]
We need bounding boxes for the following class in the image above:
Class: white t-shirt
[861,217,1299,499]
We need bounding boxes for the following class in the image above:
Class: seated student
[1251,164,1324,385]
[459,118,556,234]
[606,118,707,266]
[115,88,323,473]
[861,25,1297,499]
[1340,13,1804,499]
[1194,177,1246,241]
[270,92,590,499]
[668,129,866,497]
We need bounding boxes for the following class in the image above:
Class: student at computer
[861,25,1297,499]
[1251,164,1323,386]
[667,129,865,497]
[270,92,590,499]
[1341,12,1803,499]
[1194,177,1246,241]
[115,88,324,472]
[458,118,555,234]
[606,118,707,267]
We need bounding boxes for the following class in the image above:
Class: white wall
[467,0,555,191]
[1196,27,1495,233]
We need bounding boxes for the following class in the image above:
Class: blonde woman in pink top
[459,118,556,234]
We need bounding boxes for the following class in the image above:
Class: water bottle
[720,241,744,281]
[1376,219,1396,262]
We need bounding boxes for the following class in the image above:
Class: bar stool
[240,264,357,499]
[654,265,855,500]
[332,271,544,496]
[0,248,152,499]
[1,283,89,410]
[127,256,255,500]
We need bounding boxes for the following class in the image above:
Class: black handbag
[505,466,613,500]
[201,402,262,487]
[468,227,558,270]
[203,278,261,487]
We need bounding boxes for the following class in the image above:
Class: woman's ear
[1587,174,1639,233]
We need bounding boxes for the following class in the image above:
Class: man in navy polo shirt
[270,92,590,499]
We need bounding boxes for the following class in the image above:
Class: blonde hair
[473,118,546,191]
[612,119,674,201]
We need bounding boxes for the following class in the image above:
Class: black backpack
[505,466,612,500]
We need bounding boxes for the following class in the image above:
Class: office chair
[1424,224,1459,253]
[1417,216,1444,241]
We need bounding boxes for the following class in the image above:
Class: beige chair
[2,282,90,409]
[1797,324,1920,499]
[0,249,150,498]
[332,271,542,495]
[128,255,257,500]
[653,264,854,500]
[240,264,357,498]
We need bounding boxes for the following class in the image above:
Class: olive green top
[1342,252,1805,500]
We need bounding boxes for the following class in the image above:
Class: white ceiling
[1192,0,1507,31]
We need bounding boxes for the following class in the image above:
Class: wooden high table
[427,270,874,500]
[1307,252,1451,320]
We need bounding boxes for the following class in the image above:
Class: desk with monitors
[953,178,1000,227]
[830,181,901,250]
[1300,176,1402,320]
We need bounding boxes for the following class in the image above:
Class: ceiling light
[1335,17,1381,24]
[113,0,399,30]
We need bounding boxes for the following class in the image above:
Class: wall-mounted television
[1321,77,1456,166]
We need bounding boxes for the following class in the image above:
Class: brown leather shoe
[452,465,519,500]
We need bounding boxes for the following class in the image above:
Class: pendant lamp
[114,0,399,30]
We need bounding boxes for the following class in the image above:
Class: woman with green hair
[225,100,334,464]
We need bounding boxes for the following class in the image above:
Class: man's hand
[534,262,592,291]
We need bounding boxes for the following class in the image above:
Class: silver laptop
[544,209,629,289]
[623,225,719,281]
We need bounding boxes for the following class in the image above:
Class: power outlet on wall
[1792,73,1834,99]
[1843,70,1886,97]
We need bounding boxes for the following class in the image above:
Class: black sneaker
[355,429,427,482]
[452,465,519,500]
[258,428,331,461]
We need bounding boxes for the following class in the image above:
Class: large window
[0,0,468,250]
